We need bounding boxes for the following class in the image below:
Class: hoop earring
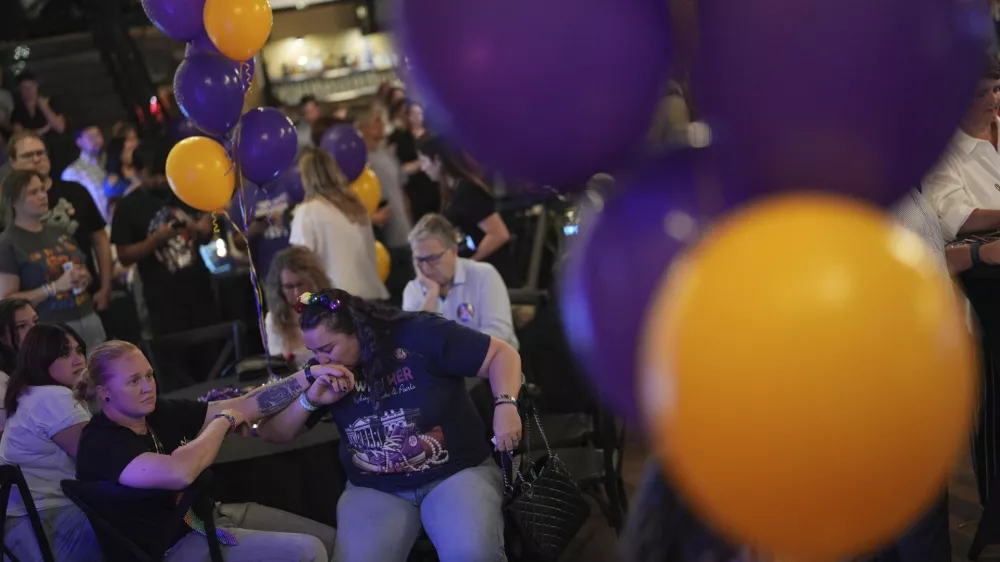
[104,396,110,402]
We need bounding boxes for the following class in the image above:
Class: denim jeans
[4,503,103,562]
[164,502,334,562]
[334,458,506,562]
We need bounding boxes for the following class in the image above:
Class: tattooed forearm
[251,376,305,416]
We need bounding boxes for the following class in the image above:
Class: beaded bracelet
[213,412,237,434]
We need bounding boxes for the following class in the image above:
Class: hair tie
[296,291,341,312]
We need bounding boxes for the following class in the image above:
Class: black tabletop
[164,375,340,464]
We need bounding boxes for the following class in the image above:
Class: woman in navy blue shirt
[258,288,523,562]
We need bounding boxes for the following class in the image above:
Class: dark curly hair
[298,289,417,410]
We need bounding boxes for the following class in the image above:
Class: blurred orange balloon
[640,193,975,559]
[352,166,382,216]
[204,0,273,62]
[375,241,390,282]
[166,136,235,211]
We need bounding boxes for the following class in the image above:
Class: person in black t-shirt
[7,132,113,312]
[110,141,218,337]
[388,101,439,224]
[257,288,522,561]
[417,136,516,285]
[74,340,340,560]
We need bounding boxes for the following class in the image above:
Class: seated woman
[257,288,523,562]
[0,297,39,433]
[264,246,333,368]
[0,324,101,562]
[73,340,338,561]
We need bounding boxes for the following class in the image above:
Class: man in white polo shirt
[923,56,1000,240]
[402,213,518,350]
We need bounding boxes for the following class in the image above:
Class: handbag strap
[501,400,556,499]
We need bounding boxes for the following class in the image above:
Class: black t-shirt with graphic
[46,180,106,292]
[110,186,215,334]
[76,399,209,556]
[307,313,492,492]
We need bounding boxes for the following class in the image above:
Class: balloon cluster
[397,0,990,558]
[143,0,297,211]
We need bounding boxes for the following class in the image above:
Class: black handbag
[501,404,590,562]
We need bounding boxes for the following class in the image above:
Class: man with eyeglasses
[402,213,518,350]
[7,132,113,314]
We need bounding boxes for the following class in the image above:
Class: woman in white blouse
[263,246,332,367]
[289,148,389,301]
[0,323,101,561]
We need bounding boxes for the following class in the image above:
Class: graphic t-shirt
[110,187,215,334]
[46,180,107,293]
[0,224,93,322]
[77,399,208,555]
[228,170,304,280]
[308,314,492,491]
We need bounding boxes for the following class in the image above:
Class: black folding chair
[0,464,54,562]
[141,321,246,392]
[61,471,223,562]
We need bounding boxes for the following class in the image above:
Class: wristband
[972,241,983,267]
[43,283,55,297]
[213,412,237,434]
[304,364,316,385]
[493,394,517,404]
[494,400,517,408]
[299,393,320,412]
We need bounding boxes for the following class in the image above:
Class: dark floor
[570,445,993,562]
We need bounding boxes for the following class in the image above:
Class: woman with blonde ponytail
[289,148,389,301]
[0,323,102,561]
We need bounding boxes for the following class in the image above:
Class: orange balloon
[351,166,382,216]
[375,241,390,282]
[166,136,235,211]
[639,194,975,559]
[204,0,273,62]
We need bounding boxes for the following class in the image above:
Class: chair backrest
[0,464,55,562]
[142,321,247,392]
[60,471,219,562]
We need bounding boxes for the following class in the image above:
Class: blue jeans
[334,459,506,562]
[4,503,103,562]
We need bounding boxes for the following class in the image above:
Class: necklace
[147,422,164,454]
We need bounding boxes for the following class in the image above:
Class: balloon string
[241,60,253,101]
[224,126,274,381]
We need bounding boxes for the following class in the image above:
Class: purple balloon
[560,150,729,425]
[171,117,199,141]
[238,108,298,185]
[174,53,245,137]
[320,125,368,183]
[141,0,206,42]
[397,0,670,186]
[186,31,256,91]
[696,0,990,206]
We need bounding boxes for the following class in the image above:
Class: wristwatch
[972,241,983,267]
[304,364,316,385]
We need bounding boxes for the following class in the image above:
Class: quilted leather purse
[501,404,589,562]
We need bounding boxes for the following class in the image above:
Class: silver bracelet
[298,393,320,412]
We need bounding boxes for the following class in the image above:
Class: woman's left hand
[493,404,523,452]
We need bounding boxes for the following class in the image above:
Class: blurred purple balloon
[141,0,205,42]
[186,31,256,90]
[560,150,729,425]
[239,108,298,185]
[171,117,200,141]
[174,53,245,137]
[396,0,670,187]
[320,124,367,183]
[696,0,990,206]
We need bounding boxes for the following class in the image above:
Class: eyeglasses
[17,149,47,161]
[414,250,447,265]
